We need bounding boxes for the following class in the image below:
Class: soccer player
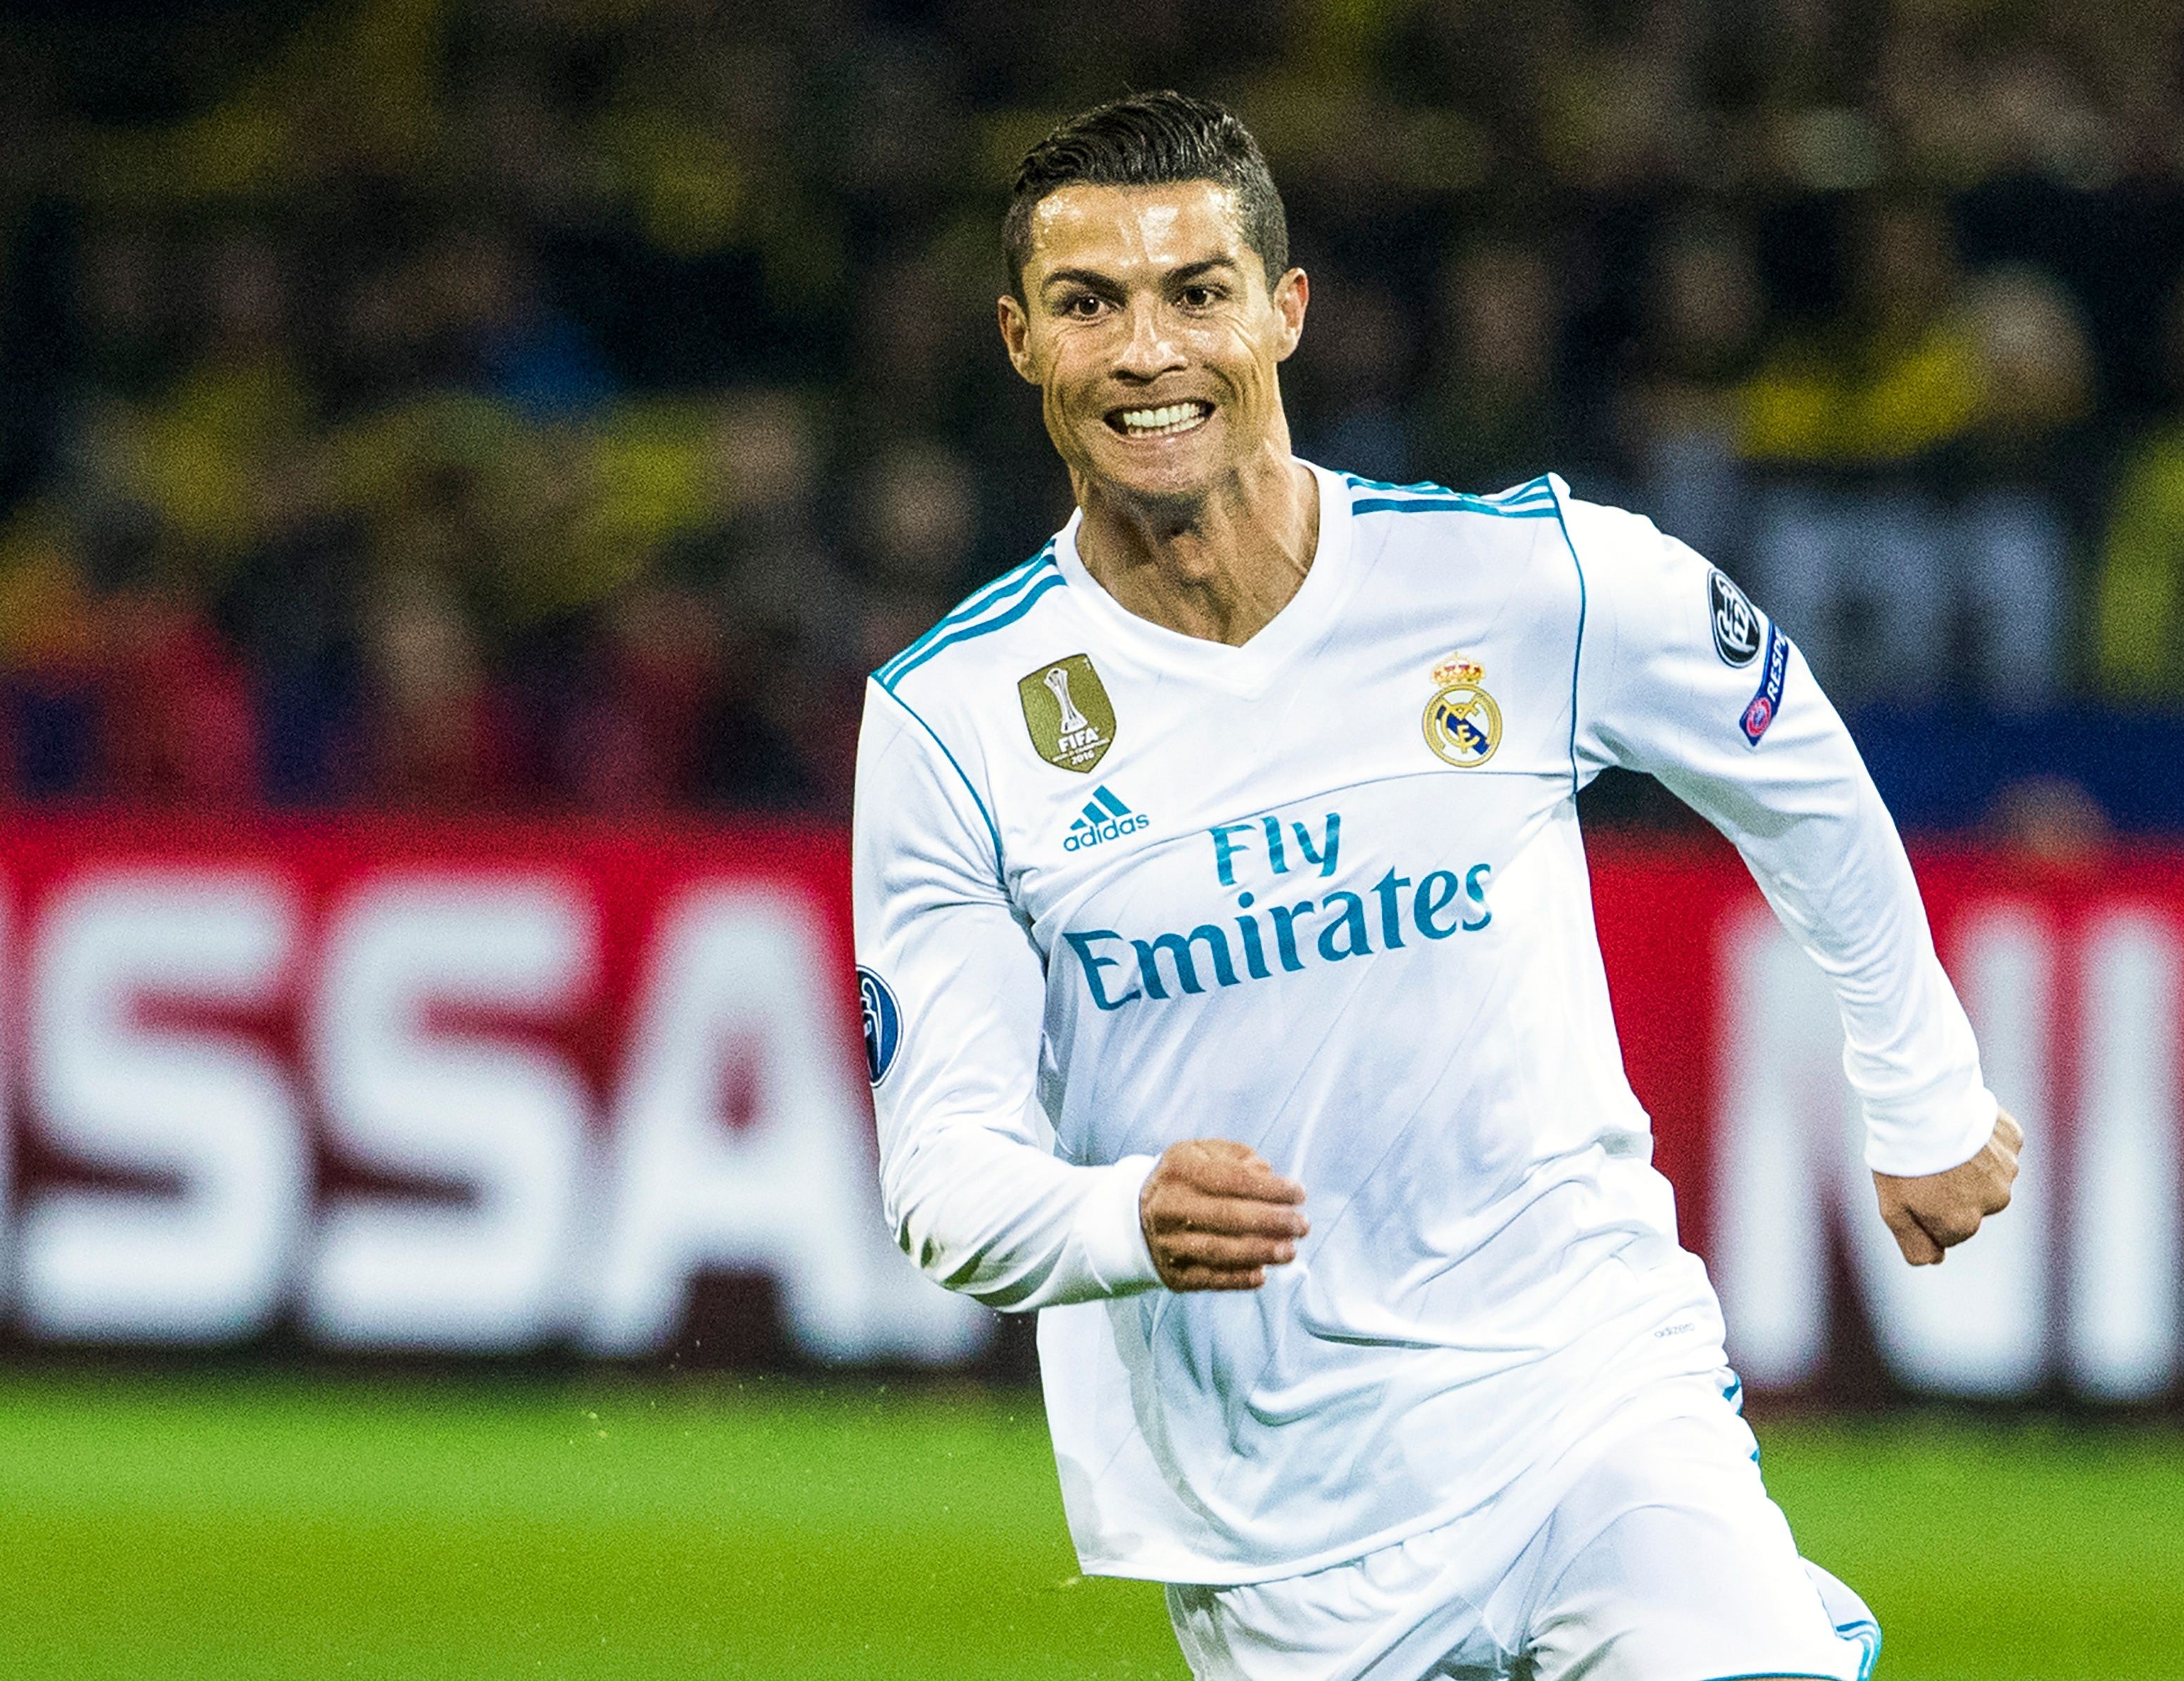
[853,92,2020,1681]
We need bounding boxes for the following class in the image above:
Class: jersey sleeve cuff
[1076,1154,1162,1295]
[1862,1083,2001,1177]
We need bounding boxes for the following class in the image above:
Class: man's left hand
[1871,1108,2023,1266]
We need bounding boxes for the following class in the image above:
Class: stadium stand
[0,0,2180,829]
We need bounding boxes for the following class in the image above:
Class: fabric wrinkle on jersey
[852,462,1997,1585]
[1164,1372,1881,1681]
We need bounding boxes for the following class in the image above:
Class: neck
[1071,442,1320,646]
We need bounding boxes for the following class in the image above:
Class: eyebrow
[1038,256,1244,295]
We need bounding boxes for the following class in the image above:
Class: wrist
[1079,1154,1162,1294]
[1864,1089,2000,1178]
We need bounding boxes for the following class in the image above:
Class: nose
[1113,299,1187,382]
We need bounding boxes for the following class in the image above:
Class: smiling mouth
[1107,401,1212,439]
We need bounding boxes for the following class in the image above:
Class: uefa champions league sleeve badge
[856,967,901,1087]
[1423,654,1502,768]
[1019,654,1117,773]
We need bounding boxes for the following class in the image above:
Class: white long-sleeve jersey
[852,464,1995,1585]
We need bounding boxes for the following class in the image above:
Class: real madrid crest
[1423,653,1501,768]
[1019,653,1117,773]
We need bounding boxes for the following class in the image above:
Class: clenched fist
[1873,1109,2023,1266]
[1139,1139,1309,1292]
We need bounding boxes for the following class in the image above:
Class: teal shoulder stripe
[1352,497,1556,518]
[877,687,1003,877]
[877,546,1057,685]
[877,547,1055,685]
[1342,470,1555,508]
[877,570,1068,692]
[934,542,1055,627]
[1483,474,1555,504]
[1342,471,1457,496]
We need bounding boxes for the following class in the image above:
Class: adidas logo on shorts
[1063,786,1150,851]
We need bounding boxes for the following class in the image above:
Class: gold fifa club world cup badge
[1019,654,1116,773]
[1423,653,1502,768]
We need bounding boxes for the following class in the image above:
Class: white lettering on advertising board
[6,858,2182,1394]
[1712,900,2183,1399]
[21,872,308,1342]
[0,866,989,1364]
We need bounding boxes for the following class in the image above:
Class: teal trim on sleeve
[877,686,1005,880]
[1545,480,1588,799]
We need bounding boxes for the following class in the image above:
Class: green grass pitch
[0,1373,2177,1678]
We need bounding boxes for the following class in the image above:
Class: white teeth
[1117,403,1208,436]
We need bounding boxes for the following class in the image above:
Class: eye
[1179,284,1224,309]
[1060,293,1107,320]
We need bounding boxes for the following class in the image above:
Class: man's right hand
[1139,1139,1309,1292]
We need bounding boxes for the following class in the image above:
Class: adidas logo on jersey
[1063,786,1150,851]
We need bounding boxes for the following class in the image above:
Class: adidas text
[1065,813,1150,851]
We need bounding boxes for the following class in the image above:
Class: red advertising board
[1598,837,2179,1404]
[0,811,984,1366]
[0,813,2174,1402]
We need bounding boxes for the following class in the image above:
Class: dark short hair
[1003,92,1290,298]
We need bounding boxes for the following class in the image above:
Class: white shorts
[1165,1375,1879,1681]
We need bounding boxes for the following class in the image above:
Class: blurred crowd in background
[1,0,2183,825]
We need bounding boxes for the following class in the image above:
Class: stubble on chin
[1077,440,1222,523]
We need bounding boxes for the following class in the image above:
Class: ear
[998,293,1040,385]
[1271,267,1310,363]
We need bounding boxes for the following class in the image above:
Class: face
[999,181,1307,505]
